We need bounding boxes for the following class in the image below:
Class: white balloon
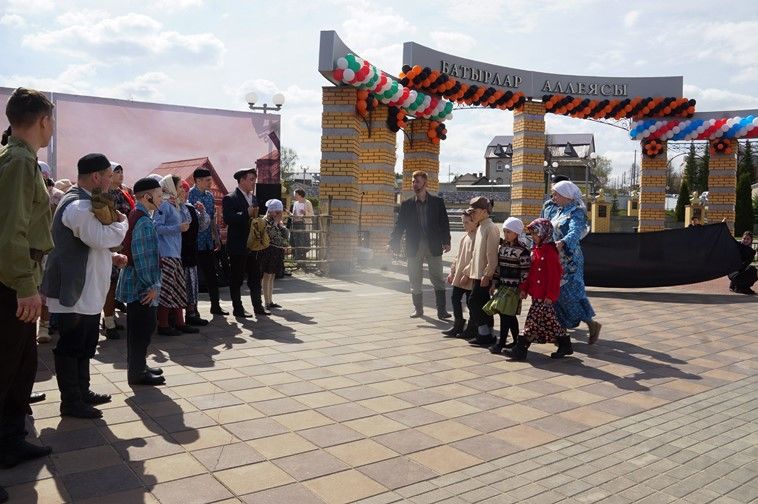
[752,117,758,126]
[337,58,348,70]
[343,69,355,82]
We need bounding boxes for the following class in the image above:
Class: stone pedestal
[627,194,639,217]
[707,144,737,232]
[684,201,705,227]
[638,142,667,232]
[511,102,546,223]
[319,86,361,274]
[591,192,611,233]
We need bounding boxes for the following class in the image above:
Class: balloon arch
[316,30,757,273]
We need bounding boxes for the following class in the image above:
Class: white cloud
[22,12,225,66]
[5,0,53,14]
[0,13,25,28]
[430,31,476,55]
[439,0,598,33]
[150,0,203,12]
[624,10,639,28]
[683,84,758,111]
[684,21,758,84]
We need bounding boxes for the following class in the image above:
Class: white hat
[502,217,524,235]
[266,199,283,212]
[38,161,51,179]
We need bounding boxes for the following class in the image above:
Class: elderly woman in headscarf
[260,199,290,309]
[541,180,602,345]
[154,175,197,335]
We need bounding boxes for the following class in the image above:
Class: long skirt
[260,246,285,275]
[554,277,596,329]
[523,299,566,344]
[184,266,198,308]
[159,257,187,309]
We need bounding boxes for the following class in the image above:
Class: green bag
[483,286,522,317]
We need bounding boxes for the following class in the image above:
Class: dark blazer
[390,193,451,258]
[222,188,257,256]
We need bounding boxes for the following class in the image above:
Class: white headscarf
[266,199,284,212]
[553,180,586,209]
[160,175,180,209]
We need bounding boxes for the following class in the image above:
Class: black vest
[41,187,91,307]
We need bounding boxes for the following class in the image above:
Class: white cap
[266,199,284,212]
[38,161,51,178]
[502,217,524,235]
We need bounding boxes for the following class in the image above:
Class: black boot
[507,338,531,361]
[435,290,451,320]
[442,318,465,337]
[504,335,518,350]
[145,366,163,376]
[55,354,102,419]
[551,337,574,359]
[78,358,111,406]
[410,293,423,318]
[210,303,229,316]
[460,319,477,339]
[0,414,49,470]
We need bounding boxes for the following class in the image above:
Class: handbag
[483,285,522,316]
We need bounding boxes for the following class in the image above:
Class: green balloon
[366,71,379,89]
[345,54,361,72]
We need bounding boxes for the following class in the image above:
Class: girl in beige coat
[442,212,477,337]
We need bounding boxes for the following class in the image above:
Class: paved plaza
[3,262,757,503]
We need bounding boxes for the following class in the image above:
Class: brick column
[357,105,396,257]
[402,118,440,199]
[706,142,737,232]
[511,101,545,223]
[319,86,361,274]
[638,141,667,232]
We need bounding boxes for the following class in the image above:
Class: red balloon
[333,68,345,82]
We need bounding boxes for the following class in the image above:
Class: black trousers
[469,280,491,330]
[53,313,100,359]
[451,286,471,320]
[127,302,157,378]
[197,250,220,305]
[0,283,36,429]
[229,252,263,311]
[499,315,519,343]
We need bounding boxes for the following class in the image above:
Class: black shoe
[489,344,504,355]
[186,315,209,326]
[233,310,253,318]
[266,303,282,309]
[434,290,451,320]
[177,325,200,334]
[442,318,465,337]
[29,392,46,404]
[469,335,496,347]
[503,340,517,349]
[254,307,271,316]
[60,401,102,419]
[210,305,229,315]
[551,337,574,359]
[128,372,166,386]
[506,339,531,361]
[145,366,163,376]
[0,485,8,503]
[157,326,183,336]
[82,390,111,405]
[104,327,121,340]
[0,440,52,469]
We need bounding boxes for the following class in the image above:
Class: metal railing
[284,214,331,272]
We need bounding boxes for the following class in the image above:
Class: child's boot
[550,337,574,359]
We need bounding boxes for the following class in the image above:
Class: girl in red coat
[510,218,567,361]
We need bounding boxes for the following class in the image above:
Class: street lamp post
[245,91,286,114]
[587,152,598,197]
[543,160,559,197]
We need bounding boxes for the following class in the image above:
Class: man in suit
[389,170,451,319]
[222,168,269,318]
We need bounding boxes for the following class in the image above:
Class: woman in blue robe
[541,180,602,344]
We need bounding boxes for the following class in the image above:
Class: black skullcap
[193,167,211,179]
[133,177,161,193]
[233,167,257,181]
[77,153,111,175]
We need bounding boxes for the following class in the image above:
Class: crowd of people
[391,170,603,362]
[0,88,295,502]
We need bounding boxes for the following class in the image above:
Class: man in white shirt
[41,154,128,419]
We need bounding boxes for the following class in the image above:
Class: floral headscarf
[527,218,555,245]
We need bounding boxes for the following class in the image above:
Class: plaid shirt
[188,186,215,251]
[116,202,161,306]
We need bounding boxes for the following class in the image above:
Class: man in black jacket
[222,168,269,318]
[389,170,451,319]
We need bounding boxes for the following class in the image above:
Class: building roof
[153,157,229,195]
[486,134,596,160]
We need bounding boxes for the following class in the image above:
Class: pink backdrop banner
[1,87,280,188]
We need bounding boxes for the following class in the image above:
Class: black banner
[583,223,742,288]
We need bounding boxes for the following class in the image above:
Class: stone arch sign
[318,30,754,271]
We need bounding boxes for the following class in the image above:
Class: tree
[735,172,754,236]
[675,178,690,222]
[611,191,619,215]
[592,155,612,190]
[696,146,710,193]
[739,140,756,184]
[753,192,758,225]
[684,142,698,191]
[280,147,299,189]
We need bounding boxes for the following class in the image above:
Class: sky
[2,0,758,183]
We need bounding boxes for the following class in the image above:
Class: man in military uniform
[0,88,56,503]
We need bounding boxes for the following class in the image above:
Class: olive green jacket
[0,137,54,297]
